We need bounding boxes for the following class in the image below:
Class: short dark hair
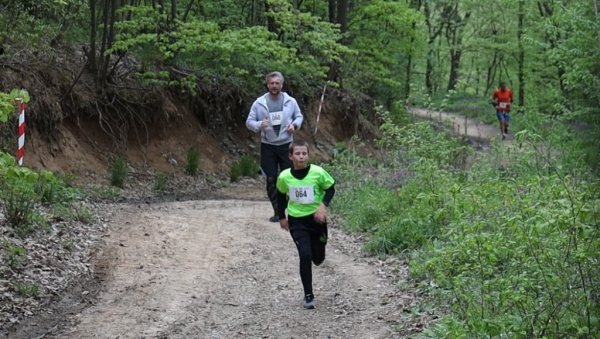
[289,140,310,155]
[499,81,506,88]
[265,71,284,84]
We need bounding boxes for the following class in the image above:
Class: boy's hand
[279,218,289,231]
[314,203,328,224]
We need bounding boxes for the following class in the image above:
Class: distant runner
[276,140,335,309]
[491,81,513,140]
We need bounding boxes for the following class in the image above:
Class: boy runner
[276,140,335,309]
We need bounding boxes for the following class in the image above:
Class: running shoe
[303,294,315,309]
[269,215,279,222]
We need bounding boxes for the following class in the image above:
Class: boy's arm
[276,190,288,220]
[322,184,335,207]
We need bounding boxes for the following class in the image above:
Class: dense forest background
[1,0,599,158]
[1,0,600,338]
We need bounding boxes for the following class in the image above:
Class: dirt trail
[410,108,508,142]
[19,181,409,339]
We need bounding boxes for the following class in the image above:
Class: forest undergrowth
[328,106,600,338]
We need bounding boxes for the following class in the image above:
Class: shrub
[154,172,168,192]
[238,155,258,177]
[185,147,200,176]
[3,241,27,270]
[229,162,242,182]
[0,179,39,237]
[229,155,259,182]
[110,157,127,188]
[35,170,78,204]
[13,281,39,298]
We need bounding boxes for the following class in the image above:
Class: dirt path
[20,181,410,339]
[410,108,508,142]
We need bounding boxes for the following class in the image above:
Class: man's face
[267,76,283,96]
[289,146,309,168]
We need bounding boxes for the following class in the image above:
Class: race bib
[289,186,314,204]
[270,111,283,126]
[499,102,509,109]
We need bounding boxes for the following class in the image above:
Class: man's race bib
[289,186,314,204]
[270,111,283,126]
[498,102,509,109]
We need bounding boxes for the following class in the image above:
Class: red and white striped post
[16,99,26,166]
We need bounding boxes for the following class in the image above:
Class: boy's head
[289,140,310,169]
[499,81,507,89]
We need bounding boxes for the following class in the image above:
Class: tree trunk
[423,0,443,95]
[328,0,336,23]
[425,50,434,95]
[447,49,461,91]
[404,0,422,100]
[336,0,348,33]
[265,0,278,33]
[517,0,525,107]
[170,0,177,22]
[88,0,97,73]
[327,0,348,83]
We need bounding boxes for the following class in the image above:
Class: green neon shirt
[276,164,335,217]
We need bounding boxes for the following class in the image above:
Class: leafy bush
[238,155,258,177]
[229,162,242,182]
[0,176,40,237]
[2,241,27,270]
[185,147,200,176]
[330,110,600,337]
[35,170,78,204]
[13,281,39,298]
[229,155,259,182]
[110,157,127,188]
[154,172,168,192]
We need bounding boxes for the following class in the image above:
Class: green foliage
[428,93,497,125]
[35,170,78,204]
[154,172,168,193]
[238,155,259,177]
[110,157,127,188]
[229,155,259,182]
[229,163,242,183]
[13,281,39,298]
[2,241,27,270]
[0,89,30,123]
[74,206,94,224]
[62,239,75,252]
[331,109,600,337]
[0,172,41,237]
[185,147,200,176]
[345,0,424,102]
[108,3,346,95]
[88,185,121,199]
[0,151,82,236]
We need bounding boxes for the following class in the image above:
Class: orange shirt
[493,88,513,111]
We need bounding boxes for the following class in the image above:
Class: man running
[491,81,513,140]
[246,71,304,222]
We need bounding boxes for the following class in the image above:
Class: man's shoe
[502,133,506,140]
[303,294,315,309]
[269,215,279,222]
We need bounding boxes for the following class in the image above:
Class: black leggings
[289,215,328,296]
[261,143,291,213]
